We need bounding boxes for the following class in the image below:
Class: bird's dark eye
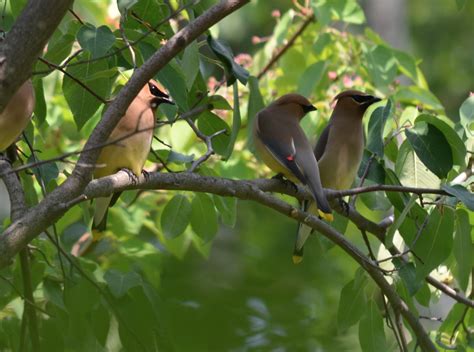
[148,83,169,99]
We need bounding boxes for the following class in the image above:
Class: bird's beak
[302,104,317,113]
[152,96,175,107]
[362,96,382,107]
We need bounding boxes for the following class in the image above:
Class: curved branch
[0,0,74,112]
[76,171,435,350]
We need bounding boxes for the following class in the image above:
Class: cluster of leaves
[0,0,472,351]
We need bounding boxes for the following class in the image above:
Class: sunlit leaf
[459,95,474,138]
[395,86,444,111]
[160,195,191,238]
[297,61,326,97]
[395,140,440,189]
[312,0,365,25]
[453,209,472,291]
[213,195,237,228]
[224,82,241,159]
[208,95,232,110]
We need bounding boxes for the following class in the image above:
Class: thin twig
[185,115,227,172]
[2,105,208,176]
[257,13,314,79]
[38,57,109,104]
[68,8,84,24]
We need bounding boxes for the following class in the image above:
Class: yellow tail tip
[318,210,334,222]
[292,255,303,264]
[91,229,104,241]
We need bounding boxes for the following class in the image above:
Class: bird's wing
[314,123,331,161]
[255,112,306,183]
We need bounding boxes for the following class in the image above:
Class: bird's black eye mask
[351,94,381,107]
[148,82,174,108]
[148,82,169,99]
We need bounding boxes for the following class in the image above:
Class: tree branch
[0,160,39,350]
[72,171,436,351]
[0,0,74,112]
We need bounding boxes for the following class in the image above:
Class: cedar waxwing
[0,80,35,151]
[0,80,35,224]
[253,93,333,223]
[91,79,173,242]
[293,90,381,263]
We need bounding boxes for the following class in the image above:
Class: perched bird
[0,79,35,223]
[253,93,333,224]
[0,80,35,152]
[91,79,173,242]
[293,90,381,263]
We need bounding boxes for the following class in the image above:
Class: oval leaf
[77,24,116,59]
[190,193,218,242]
[160,195,191,238]
[405,121,453,179]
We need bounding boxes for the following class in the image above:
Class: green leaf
[104,269,142,298]
[393,49,419,84]
[395,140,440,189]
[364,45,397,91]
[117,0,139,14]
[405,121,453,179]
[62,53,113,129]
[28,156,59,187]
[181,40,200,91]
[337,276,367,331]
[453,209,472,291]
[312,0,365,25]
[416,114,466,168]
[213,195,237,228]
[43,278,66,311]
[459,95,474,138]
[156,60,189,111]
[207,35,249,85]
[160,195,191,238]
[297,61,326,97]
[208,95,232,110]
[224,82,241,159]
[395,86,444,111]
[442,184,474,211]
[32,78,47,125]
[196,111,231,156]
[43,33,76,69]
[77,24,116,59]
[385,194,417,246]
[414,207,455,280]
[167,150,195,164]
[247,76,265,152]
[393,260,422,296]
[358,300,386,352]
[366,99,392,157]
[190,193,218,242]
[358,151,386,183]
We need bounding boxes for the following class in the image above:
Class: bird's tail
[307,178,333,222]
[92,195,113,240]
[293,201,317,264]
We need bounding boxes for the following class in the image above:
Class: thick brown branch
[73,171,435,350]
[0,0,74,112]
